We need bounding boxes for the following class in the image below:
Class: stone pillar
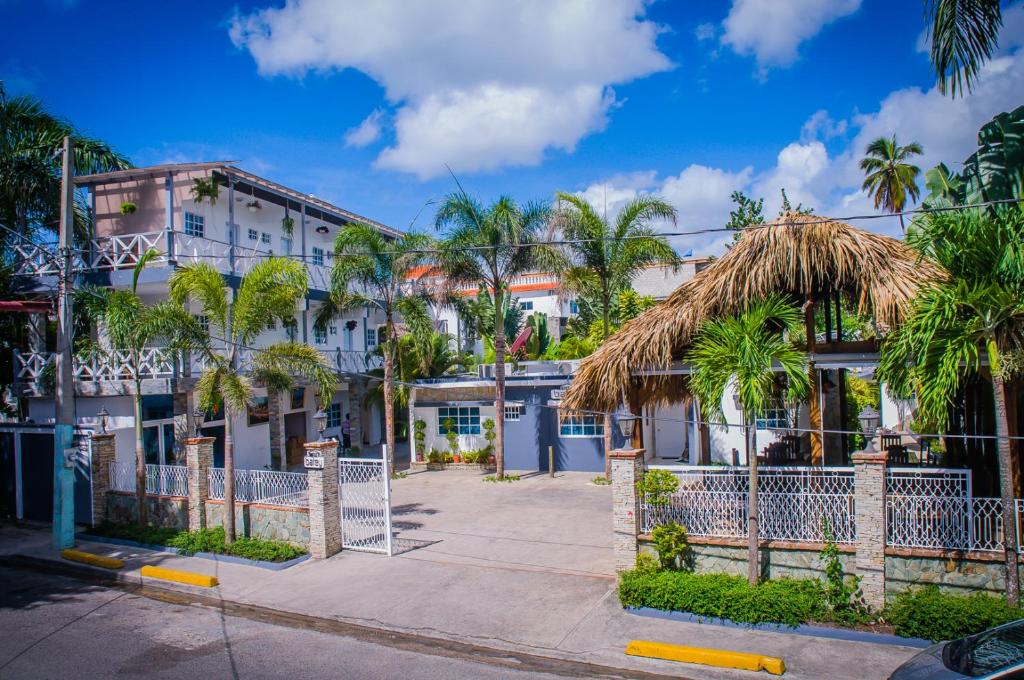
[611,448,646,572]
[172,391,190,465]
[185,437,214,531]
[89,433,116,527]
[348,381,364,447]
[853,449,888,611]
[305,440,341,559]
[268,390,284,470]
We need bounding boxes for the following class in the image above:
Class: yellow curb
[61,549,124,570]
[626,640,785,675]
[140,565,218,588]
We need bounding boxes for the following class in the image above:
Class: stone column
[89,433,116,527]
[348,380,364,447]
[268,390,284,470]
[305,440,341,559]
[611,448,646,572]
[185,436,214,531]
[853,449,888,611]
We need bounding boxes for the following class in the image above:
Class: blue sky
[3,0,1023,254]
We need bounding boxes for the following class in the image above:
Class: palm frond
[927,0,1002,97]
[169,262,230,336]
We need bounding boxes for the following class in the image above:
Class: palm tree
[170,257,337,543]
[435,195,555,479]
[860,136,924,233]
[878,206,1024,605]
[314,224,433,473]
[554,192,678,478]
[78,250,197,526]
[687,295,810,585]
[926,0,1002,97]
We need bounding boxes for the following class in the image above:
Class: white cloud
[230,0,671,178]
[694,22,716,41]
[721,0,861,71]
[343,110,384,148]
[800,109,847,141]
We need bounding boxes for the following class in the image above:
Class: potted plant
[119,201,137,215]
[247,199,262,212]
[414,419,426,462]
[281,215,295,236]
[443,417,459,462]
[190,176,219,205]
[453,453,462,463]
[482,418,496,466]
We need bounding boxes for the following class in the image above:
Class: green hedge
[91,523,305,563]
[618,569,827,627]
[885,586,1024,642]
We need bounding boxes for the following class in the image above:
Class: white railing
[174,232,232,272]
[643,465,856,544]
[74,348,177,381]
[109,462,189,497]
[15,350,55,382]
[208,468,308,508]
[89,232,168,270]
[320,349,383,375]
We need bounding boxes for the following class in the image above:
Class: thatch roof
[561,212,945,412]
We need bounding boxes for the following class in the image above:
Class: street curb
[76,533,310,571]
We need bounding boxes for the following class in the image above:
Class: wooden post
[548,445,554,477]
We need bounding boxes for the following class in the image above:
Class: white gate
[338,457,393,555]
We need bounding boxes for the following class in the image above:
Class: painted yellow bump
[626,640,785,675]
[61,549,124,570]
[140,565,218,588]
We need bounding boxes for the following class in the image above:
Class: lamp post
[314,407,328,442]
[192,407,203,438]
[97,407,109,434]
[858,405,880,453]
[616,411,638,446]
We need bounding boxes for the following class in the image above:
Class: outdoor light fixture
[97,407,109,434]
[316,225,329,234]
[314,407,328,442]
[616,411,639,440]
[192,407,203,438]
[858,405,880,453]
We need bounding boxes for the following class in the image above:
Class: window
[520,301,533,311]
[438,407,481,435]
[326,403,342,429]
[261,232,271,245]
[365,328,377,349]
[569,300,579,315]
[559,411,604,437]
[314,326,327,345]
[248,228,258,241]
[311,247,324,267]
[281,237,293,254]
[184,212,205,238]
[755,404,790,430]
[504,403,522,421]
[193,314,209,334]
[329,325,337,336]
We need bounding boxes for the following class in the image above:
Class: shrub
[651,522,692,571]
[92,523,305,562]
[885,586,1024,642]
[638,469,679,505]
[426,449,446,464]
[635,552,661,575]
[91,522,180,546]
[591,476,611,486]
[228,536,305,562]
[819,520,867,624]
[483,474,520,482]
[618,569,826,627]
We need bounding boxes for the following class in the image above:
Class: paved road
[0,567,615,680]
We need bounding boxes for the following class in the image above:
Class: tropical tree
[365,331,462,418]
[926,0,1003,97]
[170,258,337,543]
[878,206,1024,605]
[78,250,198,526]
[435,194,556,479]
[314,224,433,472]
[523,313,550,360]
[860,136,924,232]
[554,192,678,478]
[687,295,810,585]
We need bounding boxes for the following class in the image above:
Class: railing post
[853,450,888,611]
[185,436,214,531]
[305,440,341,559]
[89,432,116,527]
[611,448,645,572]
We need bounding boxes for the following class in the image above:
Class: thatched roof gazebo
[561,212,944,463]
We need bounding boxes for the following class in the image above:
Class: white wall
[414,404,497,455]
[29,395,146,466]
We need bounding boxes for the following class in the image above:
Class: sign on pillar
[305,440,341,559]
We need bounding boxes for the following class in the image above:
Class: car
[888,619,1024,679]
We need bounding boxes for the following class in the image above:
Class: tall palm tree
[926,0,1003,98]
[78,250,197,526]
[435,194,556,479]
[554,192,678,478]
[170,257,337,543]
[315,224,433,472]
[687,295,810,585]
[860,136,924,233]
[879,206,1024,605]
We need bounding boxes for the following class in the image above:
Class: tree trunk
[224,411,236,544]
[134,388,148,526]
[494,288,506,479]
[992,368,1020,606]
[898,212,906,235]
[746,415,759,585]
[383,345,396,474]
[808,363,823,465]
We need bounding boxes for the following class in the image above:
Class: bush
[619,569,826,627]
[638,469,679,505]
[885,586,1024,642]
[819,520,867,624]
[91,522,180,546]
[591,476,611,486]
[90,523,305,563]
[483,474,520,482]
[651,522,692,571]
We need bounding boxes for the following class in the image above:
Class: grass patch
[483,474,521,483]
[885,586,1024,642]
[591,476,611,485]
[391,471,408,480]
[89,523,305,563]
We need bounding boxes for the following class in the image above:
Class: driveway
[389,469,615,577]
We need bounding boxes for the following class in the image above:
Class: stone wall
[887,550,1024,597]
[106,492,188,529]
[205,501,310,548]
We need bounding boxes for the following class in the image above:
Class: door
[20,432,54,522]
[143,421,177,465]
[0,432,15,520]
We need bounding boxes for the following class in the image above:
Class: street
[0,567,634,680]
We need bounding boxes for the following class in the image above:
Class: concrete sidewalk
[0,523,916,680]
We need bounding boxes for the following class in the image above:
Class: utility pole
[53,135,76,549]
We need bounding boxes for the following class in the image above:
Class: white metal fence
[207,468,309,508]
[643,465,856,544]
[109,462,189,497]
[338,457,393,555]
